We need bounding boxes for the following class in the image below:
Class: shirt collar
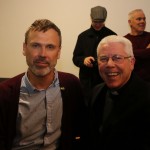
[20,70,59,94]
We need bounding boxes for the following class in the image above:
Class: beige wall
[0,0,150,77]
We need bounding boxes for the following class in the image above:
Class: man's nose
[40,47,47,56]
[107,58,115,66]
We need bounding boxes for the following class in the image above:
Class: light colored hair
[97,35,134,57]
[25,19,62,46]
[128,9,144,20]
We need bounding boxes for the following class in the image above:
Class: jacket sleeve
[72,35,86,68]
[0,84,10,150]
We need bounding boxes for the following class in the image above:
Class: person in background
[124,9,150,82]
[0,19,88,150]
[89,35,150,150]
[72,6,117,106]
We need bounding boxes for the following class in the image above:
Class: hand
[84,56,95,68]
[146,43,150,48]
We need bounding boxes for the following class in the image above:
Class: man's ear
[128,19,132,26]
[131,57,136,70]
[57,47,61,59]
[23,43,26,56]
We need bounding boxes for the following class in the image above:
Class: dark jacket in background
[73,26,117,105]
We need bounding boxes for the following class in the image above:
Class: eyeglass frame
[97,54,132,64]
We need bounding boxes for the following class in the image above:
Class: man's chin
[31,68,52,77]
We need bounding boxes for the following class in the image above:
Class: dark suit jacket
[89,73,150,150]
[0,72,87,150]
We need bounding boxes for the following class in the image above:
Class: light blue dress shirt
[12,70,63,150]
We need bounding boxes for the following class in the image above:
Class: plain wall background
[0,0,150,78]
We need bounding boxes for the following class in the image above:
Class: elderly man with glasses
[89,35,150,150]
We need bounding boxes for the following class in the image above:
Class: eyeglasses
[98,54,131,64]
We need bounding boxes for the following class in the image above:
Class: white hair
[97,35,134,57]
[128,9,144,20]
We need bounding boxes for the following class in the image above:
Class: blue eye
[47,45,55,49]
[31,43,40,48]
[99,56,108,62]
[113,55,123,62]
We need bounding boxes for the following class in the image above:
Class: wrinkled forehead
[133,11,145,18]
[98,42,127,56]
